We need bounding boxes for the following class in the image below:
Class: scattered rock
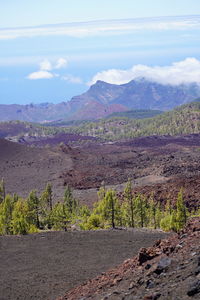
[138,247,161,265]
[187,279,200,296]
[197,256,200,266]
[176,244,183,249]
[154,257,172,275]
[137,277,144,286]
[180,234,188,239]
[128,282,135,290]
[145,264,152,270]
[146,279,155,289]
[194,266,200,275]
[143,293,161,300]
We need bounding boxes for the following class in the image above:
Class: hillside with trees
[0,100,199,145]
[68,100,200,141]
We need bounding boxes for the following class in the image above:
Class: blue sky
[1,0,200,27]
[0,1,200,104]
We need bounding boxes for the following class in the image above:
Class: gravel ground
[0,229,168,300]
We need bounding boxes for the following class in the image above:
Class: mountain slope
[70,79,200,113]
[0,79,200,122]
[68,100,200,140]
[106,109,163,119]
[1,100,199,142]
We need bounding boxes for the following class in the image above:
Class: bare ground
[60,218,200,300]
[1,134,200,207]
[0,229,167,300]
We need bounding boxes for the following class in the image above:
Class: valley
[0,99,200,300]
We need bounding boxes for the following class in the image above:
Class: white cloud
[62,75,82,84]
[27,70,54,80]
[0,16,200,40]
[55,58,67,69]
[27,57,68,80]
[39,59,52,71]
[89,58,200,86]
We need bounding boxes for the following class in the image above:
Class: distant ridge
[0,79,200,122]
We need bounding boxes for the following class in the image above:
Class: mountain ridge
[0,79,200,122]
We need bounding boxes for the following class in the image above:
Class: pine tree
[134,194,147,227]
[95,189,118,228]
[40,183,53,228]
[97,183,106,202]
[46,183,53,211]
[176,189,187,231]
[149,194,157,229]
[64,185,77,215]
[27,190,40,228]
[51,202,69,231]
[12,200,29,235]
[124,179,135,227]
[165,199,172,215]
[0,194,15,234]
[0,178,5,203]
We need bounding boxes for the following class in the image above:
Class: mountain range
[1,78,200,122]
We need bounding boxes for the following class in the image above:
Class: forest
[68,101,200,141]
[0,100,199,144]
[0,179,196,235]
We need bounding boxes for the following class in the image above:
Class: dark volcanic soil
[0,134,200,207]
[0,138,73,200]
[0,229,167,300]
[60,218,200,300]
[133,175,200,210]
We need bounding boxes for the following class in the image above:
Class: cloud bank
[89,58,200,86]
[1,15,200,40]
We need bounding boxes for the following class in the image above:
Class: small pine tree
[176,189,187,231]
[46,183,53,211]
[95,189,118,228]
[97,183,106,202]
[149,195,157,229]
[52,202,69,231]
[124,179,135,227]
[27,190,40,228]
[40,183,53,228]
[12,200,29,235]
[64,185,77,215]
[0,178,5,203]
[134,194,147,227]
[0,194,15,234]
[165,199,172,215]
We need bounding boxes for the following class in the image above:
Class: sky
[0,1,200,104]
